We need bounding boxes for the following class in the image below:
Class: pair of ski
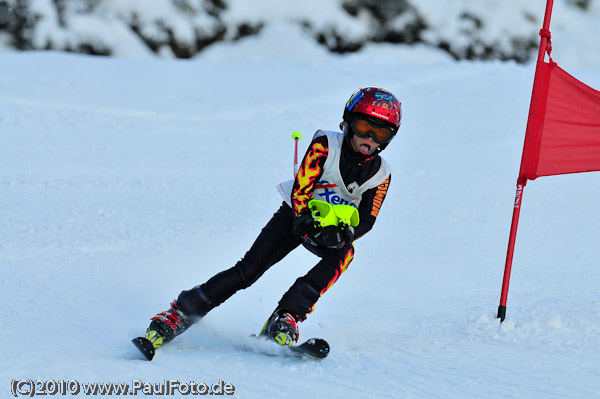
[132,334,329,361]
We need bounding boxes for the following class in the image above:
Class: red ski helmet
[343,86,402,132]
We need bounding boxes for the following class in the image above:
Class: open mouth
[359,143,371,154]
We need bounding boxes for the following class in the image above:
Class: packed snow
[2,8,600,399]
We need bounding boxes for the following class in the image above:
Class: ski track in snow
[2,51,600,398]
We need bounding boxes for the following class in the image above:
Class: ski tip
[291,338,330,359]
[309,338,330,358]
[132,337,156,361]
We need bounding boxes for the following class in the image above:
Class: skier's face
[350,134,380,156]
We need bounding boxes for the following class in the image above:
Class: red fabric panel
[519,61,600,182]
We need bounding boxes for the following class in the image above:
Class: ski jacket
[277,130,391,240]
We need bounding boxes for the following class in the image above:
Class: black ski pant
[176,202,355,322]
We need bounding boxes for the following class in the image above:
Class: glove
[340,224,354,245]
[292,211,319,238]
[308,224,354,249]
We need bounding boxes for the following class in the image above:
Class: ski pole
[292,131,302,178]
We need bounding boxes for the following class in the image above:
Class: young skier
[139,86,401,353]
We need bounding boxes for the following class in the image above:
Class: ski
[249,334,330,359]
[288,338,330,359]
[133,335,329,361]
[131,337,156,361]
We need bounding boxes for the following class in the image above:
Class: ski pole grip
[308,200,337,227]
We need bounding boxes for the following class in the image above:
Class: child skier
[138,86,401,354]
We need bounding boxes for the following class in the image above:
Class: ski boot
[133,286,213,360]
[259,309,299,346]
[146,300,195,348]
[132,300,196,360]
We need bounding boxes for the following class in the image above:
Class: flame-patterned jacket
[277,130,391,240]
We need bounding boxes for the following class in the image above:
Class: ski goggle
[351,118,395,144]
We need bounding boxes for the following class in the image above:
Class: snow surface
[2,23,600,399]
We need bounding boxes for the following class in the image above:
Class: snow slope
[2,39,600,398]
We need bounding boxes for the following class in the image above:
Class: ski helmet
[342,86,402,151]
[344,86,401,128]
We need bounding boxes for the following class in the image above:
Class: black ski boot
[133,286,213,360]
[259,309,300,346]
[145,300,195,349]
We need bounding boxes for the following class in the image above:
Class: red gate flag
[498,0,600,321]
[518,61,600,184]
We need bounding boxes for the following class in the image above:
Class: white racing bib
[277,130,391,209]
